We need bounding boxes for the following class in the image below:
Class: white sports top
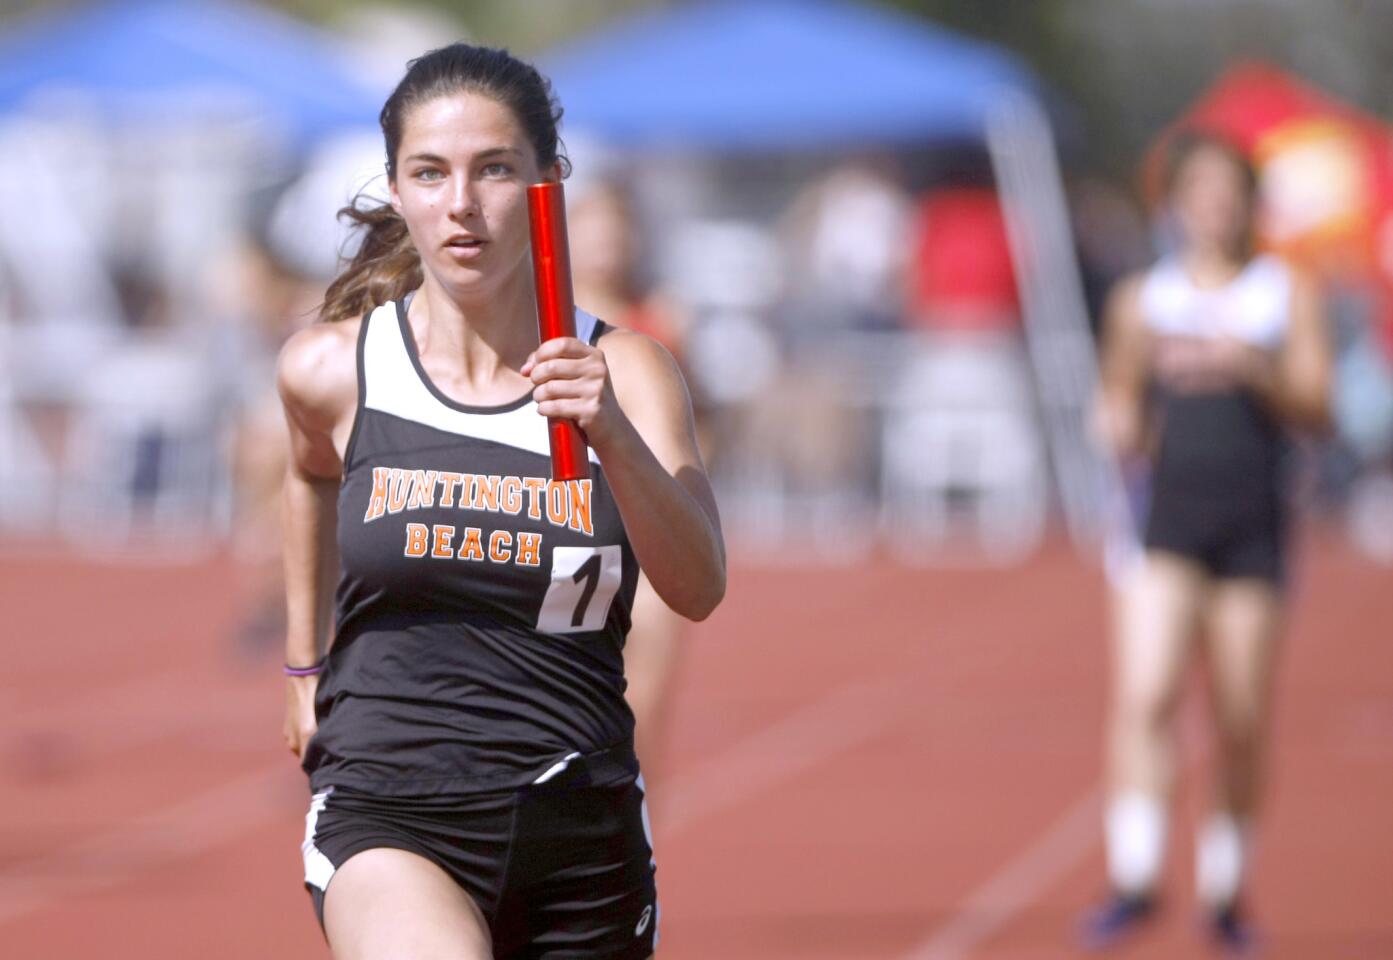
[1138,254,1292,350]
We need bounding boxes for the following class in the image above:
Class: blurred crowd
[1,0,1391,590]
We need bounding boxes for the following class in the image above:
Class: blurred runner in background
[569,177,692,795]
[1087,130,1332,953]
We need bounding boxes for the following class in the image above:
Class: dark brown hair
[319,44,569,324]
[1161,128,1258,202]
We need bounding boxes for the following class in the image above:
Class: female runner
[277,43,724,959]
[1087,130,1330,951]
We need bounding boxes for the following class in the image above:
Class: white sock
[1196,812,1250,909]
[1105,790,1167,897]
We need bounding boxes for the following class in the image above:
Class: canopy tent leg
[984,92,1141,577]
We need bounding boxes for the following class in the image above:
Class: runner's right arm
[276,323,358,759]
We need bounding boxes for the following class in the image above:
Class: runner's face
[1172,145,1253,256]
[389,92,546,296]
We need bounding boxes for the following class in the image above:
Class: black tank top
[302,295,639,797]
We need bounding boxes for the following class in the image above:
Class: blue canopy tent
[0,0,377,146]
[541,0,1038,151]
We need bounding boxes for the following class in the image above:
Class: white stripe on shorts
[532,751,582,784]
[636,772,660,948]
[302,788,336,892]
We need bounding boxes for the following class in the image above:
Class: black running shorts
[300,743,658,959]
[1143,491,1287,585]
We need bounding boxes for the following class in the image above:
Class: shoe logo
[635,904,653,937]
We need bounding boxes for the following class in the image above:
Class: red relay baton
[527,181,590,481]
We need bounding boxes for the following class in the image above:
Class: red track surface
[3,531,1391,958]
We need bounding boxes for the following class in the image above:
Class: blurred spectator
[779,158,911,335]
[570,179,687,362]
[60,266,233,553]
[1070,177,1153,335]
[569,176,692,788]
[210,234,327,655]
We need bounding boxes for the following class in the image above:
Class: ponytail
[317,197,422,324]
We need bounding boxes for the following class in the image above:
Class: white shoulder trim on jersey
[575,307,600,345]
[361,301,602,463]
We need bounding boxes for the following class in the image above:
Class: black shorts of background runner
[1143,490,1287,584]
[301,743,658,959]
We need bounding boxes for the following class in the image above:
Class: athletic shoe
[1079,891,1157,950]
[1207,902,1258,955]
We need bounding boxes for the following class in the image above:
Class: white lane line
[7,682,268,766]
[899,785,1102,960]
[652,570,1053,841]
[899,692,1215,958]
[0,672,914,926]
[659,674,916,838]
[0,665,917,926]
[0,761,297,926]
[0,670,915,925]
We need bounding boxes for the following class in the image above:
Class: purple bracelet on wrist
[283,657,326,677]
